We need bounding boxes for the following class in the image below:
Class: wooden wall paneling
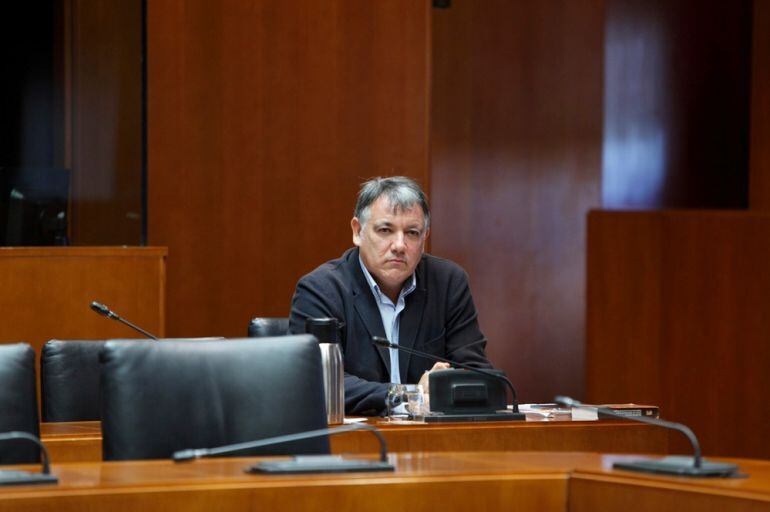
[0,246,166,353]
[147,0,430,338]
[586,211,664,405]
[430,0,604,402]
[69,0,143,245]
[587,211,770,458]
[751,0,770,209]
[661,212,770,457]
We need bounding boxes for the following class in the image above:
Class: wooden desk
[331,418,668,454]
[570,455,770,512]
[1,452,768,512]
[40,418,668,463]
[39,421,102,463]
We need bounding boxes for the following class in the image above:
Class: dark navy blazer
[289,248,492,416]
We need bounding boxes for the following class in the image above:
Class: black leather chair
[247,317,289,337]
[40,338,226,422]
[0,343,40,464]
[40,340,107,422]
[100,336,329,461]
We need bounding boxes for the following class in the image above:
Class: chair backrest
[0,343,40,464]
[247,317,289,337]
[41,338,226,422]
[40,340,107,422]
[100,336,329,461]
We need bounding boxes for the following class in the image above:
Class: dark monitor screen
[0,166,70,246]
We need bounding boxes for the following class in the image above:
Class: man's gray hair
[354,176,430,231]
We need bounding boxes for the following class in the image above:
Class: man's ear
[351,217,362,246]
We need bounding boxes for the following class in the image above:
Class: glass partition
[0,0,145,246]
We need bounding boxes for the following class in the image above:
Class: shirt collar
[358,255,416,303]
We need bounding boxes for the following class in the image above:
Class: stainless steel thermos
[305,317,345,424]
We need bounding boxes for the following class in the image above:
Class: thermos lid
[305,317,342,343]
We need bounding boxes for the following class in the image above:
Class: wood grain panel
[587,211,770,458]
[586,211,664,403]
[570,460,770,512]
[331,420,667,456]
[0,452,575,512]
[662,213,770,457]
[430,0,604,402]
[751,0,770,210]
[0,247,166,357]
[147,0,430,338]
[3,452,770,511]
[40,419,668,463]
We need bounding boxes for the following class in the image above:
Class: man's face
[351,196,428,298]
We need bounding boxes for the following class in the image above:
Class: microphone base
[0,470,58,486]
[424,411,526,423]
[246,455,395,474]
[613,456,739,478]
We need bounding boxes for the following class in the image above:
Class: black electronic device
[554,396,740,478]
[173,423,394,474]
[0,432,58,486]
[89,301,159,340]
[371,336,525,421]
[428,368,507,413]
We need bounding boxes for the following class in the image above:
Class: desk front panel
[40,419,669,463]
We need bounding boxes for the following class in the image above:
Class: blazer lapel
[348,252,390,373]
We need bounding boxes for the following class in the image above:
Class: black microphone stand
[173,423,393,474]
[90,301,159,340]
[555,396,739,477]
[0,431,58,486]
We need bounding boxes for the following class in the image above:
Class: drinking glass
[386,383,422,420]
[405,386,425,421]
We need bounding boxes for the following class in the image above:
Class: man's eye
[378,227,391,234]
[407,231,420,237]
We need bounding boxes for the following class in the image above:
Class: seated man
[289,176,492,416]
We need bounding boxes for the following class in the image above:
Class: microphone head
[90,301,110,316]
[554,395,580,408]
[90,301,118,319]
[172,449,199,462]
[371,336,392,348]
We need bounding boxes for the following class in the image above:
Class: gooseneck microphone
[554,396,739,477]
[173,423,394,474]
[0,431,58,486]
[372,336,523,413]
[90,301,159,340]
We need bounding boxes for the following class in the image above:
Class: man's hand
[418,362,451,390]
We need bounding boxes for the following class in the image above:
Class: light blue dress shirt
[359,257,417,384]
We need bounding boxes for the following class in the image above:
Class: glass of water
[386,384,423,420]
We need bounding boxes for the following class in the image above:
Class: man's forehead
[371,199,424,224]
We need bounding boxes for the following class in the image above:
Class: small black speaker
[432,0,451,9]
[428,368,507,414]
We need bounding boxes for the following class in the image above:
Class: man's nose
[391,232,406,252]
